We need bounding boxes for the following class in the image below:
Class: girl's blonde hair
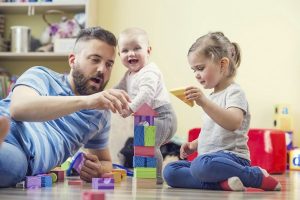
[188,32,241,77]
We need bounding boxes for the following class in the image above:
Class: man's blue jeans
[0,142,28,187]
[163,151,263,190]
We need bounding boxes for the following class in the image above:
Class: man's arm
[80,148,112,182]
[10,85,130,122]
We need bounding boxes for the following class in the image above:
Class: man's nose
[97,62,106,73]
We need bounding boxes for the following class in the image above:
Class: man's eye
[91,58,100,63]
[106,63,113,68]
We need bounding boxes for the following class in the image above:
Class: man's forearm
[10,95,87,122]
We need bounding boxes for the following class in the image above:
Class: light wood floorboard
[0,171,299,200]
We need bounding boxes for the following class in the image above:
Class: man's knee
[0,143,28,187]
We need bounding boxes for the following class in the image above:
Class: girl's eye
[122,49,128,53]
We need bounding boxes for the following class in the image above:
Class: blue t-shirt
[0,66,111,175]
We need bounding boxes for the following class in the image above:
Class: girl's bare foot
[0,116,10,144]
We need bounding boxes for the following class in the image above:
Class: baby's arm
[185,86,244,131]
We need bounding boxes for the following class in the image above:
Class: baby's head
[188,32,241,79]
[118,28,151,72]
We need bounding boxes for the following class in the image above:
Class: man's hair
[75,26,117,47]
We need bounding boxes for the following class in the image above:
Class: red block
[134,146,155,157]
[248,129,286,174]
[187,128,201,161]
[82,190,105,200]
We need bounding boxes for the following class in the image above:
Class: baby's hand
[180,142,196,159]
[185,86,206,106]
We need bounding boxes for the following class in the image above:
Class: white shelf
[0,52,69,61]
[0,1,86,14]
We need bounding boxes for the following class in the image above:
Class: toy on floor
[92,178,114,189]
[82,190,105,200]
[170,87,194,107]
[66,151,85,176]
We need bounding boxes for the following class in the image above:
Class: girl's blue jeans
[163,151,263,190]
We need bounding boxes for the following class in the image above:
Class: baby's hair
[74,26,117,53]
[188,32,241,77]
[118,27,150,46]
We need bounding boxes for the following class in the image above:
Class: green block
[134,167,157,179]
[144,126,156,146]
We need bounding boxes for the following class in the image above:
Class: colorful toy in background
[273,104,300,170]
[0,68,17,99]
[133,103,157,181]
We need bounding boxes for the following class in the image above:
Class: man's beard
[72,66,108,95]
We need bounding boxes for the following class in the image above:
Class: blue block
[146,157,157,168]
[40,175,52,187]
[133,156,145,167]
[134,125,144,146]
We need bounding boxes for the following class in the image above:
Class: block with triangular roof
[170,87,194,107]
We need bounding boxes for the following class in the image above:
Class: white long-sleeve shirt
[115,62,170,112]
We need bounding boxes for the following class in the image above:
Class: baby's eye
[134,47,141,51]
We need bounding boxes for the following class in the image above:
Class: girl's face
[188,52,224,91]
[118,35,151,72]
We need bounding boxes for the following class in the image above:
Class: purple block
[25,176,41,189]
[73,152,85,174]
[134,116,154,126]
[92,178,114,189]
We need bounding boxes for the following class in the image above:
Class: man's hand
[121,108,133,118]
[180,142,197,159]
[86,89,131,114]
[80,153,104,182]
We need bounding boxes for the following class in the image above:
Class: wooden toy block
[101,172,122,183]
[274,115,293,131]
[289,148,300,170]
[133,156,145,167]
[134,168,156,179]
[285,131,293,151]
[274,104,290,115]
[134,115,154,126]
[134,125,145,146]
[134,103,158,117]
[50,169,65,182]
[38,174,52,187]
[92,178,114,189]
[144,126,156,146]
[112,169,127,180]
[68,180,83,186]
[170,88,194,107]
[145,157,157,168]
[49,172,58,183]
[134,146,155,157]
[67,152,85,176]
[60,157,71,170]
[82,190,105,200]
[132,178,156,189]
[133,156,157,168]
[25,176,41,189]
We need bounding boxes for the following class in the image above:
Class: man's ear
[220,57,229,73]
[147,46,152,54]
[69,53,76,69]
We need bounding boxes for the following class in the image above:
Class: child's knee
[163,162,178,186]
[190,156,215,181]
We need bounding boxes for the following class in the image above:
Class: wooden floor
[0,171,299,200]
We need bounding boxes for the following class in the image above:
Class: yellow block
[289,149,300,170]
[273,115,293,131]
[112,169,127,180]
[170,88,194,107]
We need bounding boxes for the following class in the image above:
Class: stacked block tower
[273,104,299,170]
[133,103,158,179]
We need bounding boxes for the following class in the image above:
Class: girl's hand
[185,86,206,106]
[180,142,196,159]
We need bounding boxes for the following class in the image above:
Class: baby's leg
[0,116,9,144]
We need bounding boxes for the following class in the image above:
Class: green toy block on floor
[134,167,157,179]
[144,126,156,146]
